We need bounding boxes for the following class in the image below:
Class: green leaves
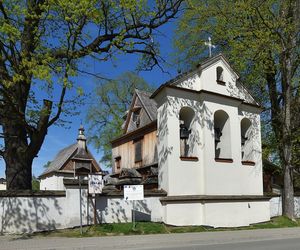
[175,1,300,201]
[0,0,183,189]
[0,22,21,42]
[86,72,153,167]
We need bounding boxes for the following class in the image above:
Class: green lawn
[35,216,300,238]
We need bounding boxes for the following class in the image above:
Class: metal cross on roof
[204,37,216,57]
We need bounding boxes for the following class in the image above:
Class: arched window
[216,66,225,85]
[241,118,254,165]
[214,110,232,161]
[179,107,195,158]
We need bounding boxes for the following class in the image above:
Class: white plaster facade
[96,196,163,224]
[40,174,66,191]
[0,188,93,234]
[0,183,6,190]
[153,54,270,227]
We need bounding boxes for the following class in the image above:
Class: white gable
[173,55,257,106]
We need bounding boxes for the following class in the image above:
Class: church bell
[214,127,222,143]
[180,124,191,139]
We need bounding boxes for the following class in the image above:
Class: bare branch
[47,83,67,128]
[76,68,112,81]
[52,0,183,60]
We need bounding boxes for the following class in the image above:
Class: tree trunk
[282,160,294,219]
[281,75,293,219]
[281,88,294,219]
[5,151,33,190]
[3,121,33,190]
[280,35,294,218]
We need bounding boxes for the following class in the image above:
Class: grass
[34,216,300,238]
[38,222,168,237]
[249,216,300,229]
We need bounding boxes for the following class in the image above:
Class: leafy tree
[175,0,300,218]
[0,0,183,190]
[42,161,51,169]
[32,175,40,191]
[87,72,153,167]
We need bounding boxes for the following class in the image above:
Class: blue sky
[0,21,181,178]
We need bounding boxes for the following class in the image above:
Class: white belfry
[204,37,216,57]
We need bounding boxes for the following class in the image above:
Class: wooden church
[40,126,102,190]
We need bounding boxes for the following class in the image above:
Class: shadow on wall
[96,198,129,223]
[157,93,215,184]
[0,194,63,234]
[158,94,214,152]
[134,210,151,222]
[295,197,300,218]
[133,200,151,222]
[96,197,152,223]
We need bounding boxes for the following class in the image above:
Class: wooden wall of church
[112,130,157,173]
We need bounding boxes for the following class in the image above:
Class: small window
[216,66,225,85]
[134,139,142,162]
[115,156,121,170]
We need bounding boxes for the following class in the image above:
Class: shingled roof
[135,89,157,121]
[122,89,157,133]
[40,126,101,178]
[40,143,77,177]
[40,144,100,177]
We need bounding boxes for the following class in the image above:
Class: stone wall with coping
[1,189,300,234]
[270,196,300,218]
[0,189,93,234]
[0,188,165,234]
[96,196,163,224]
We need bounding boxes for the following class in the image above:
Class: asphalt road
[1,227,300,250]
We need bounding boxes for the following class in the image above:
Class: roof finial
[204,37,216,57]
[78,124,86,139]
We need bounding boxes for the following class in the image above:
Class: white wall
[202,101,263,196]
[200,60,239,97]
[163,202,204,226]
[270,196,300,218]
[1,189,300,234]
[0,188,92,234]
[204,201,270,227]
[0,183,6,190]
[156,90,263,196]
[157,94,203,196]
[40,175,65,191]
[0,188,165,234]
[0,194,66,234]
[162,200,270,227]
[96,196,163,224]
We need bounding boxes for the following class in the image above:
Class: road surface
[1,227,300,250]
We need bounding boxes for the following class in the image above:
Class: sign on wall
[88,174,103,194]
[124,185,144,201]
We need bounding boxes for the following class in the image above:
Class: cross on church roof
[204,37,216,57]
